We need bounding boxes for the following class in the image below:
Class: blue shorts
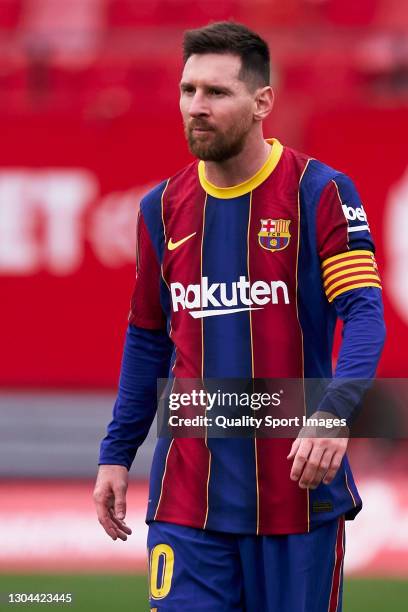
[147,516,345,612]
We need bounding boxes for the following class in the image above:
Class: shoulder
[283,146,358,202]
[287,147,339,187]
[140,160,198,216]
[139,179,168,217]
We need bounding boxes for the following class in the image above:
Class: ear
[253,86,274,122]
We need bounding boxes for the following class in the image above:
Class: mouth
[191,127,214,135]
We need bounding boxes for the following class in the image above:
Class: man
[94,21,385,611]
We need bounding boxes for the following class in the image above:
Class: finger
[97,511,120,540]
[298,444,326,489]
[109,508,132,534]
[94,492,120,540]
[112,527,129,542]
[93,478,129,541]
[287,438,301,460]
[308,449,332,489]
[110,517,132,536]
[113,485,127,520]
[99,510,130,541]
[323,451,344,485]
[290,439,313,481]
[110,515,132,534]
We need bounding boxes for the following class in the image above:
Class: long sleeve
[99,324,173,469]
[99,195,172,469]
[317,287,386,423]
[315,172,386,423]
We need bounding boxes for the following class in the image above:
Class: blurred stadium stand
[0,392,156,478]
[0,0,407,113]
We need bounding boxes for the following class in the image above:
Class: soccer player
[93,22,385,611]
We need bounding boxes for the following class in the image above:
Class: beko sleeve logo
[341,203,370,232]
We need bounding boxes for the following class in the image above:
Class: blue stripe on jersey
[332,174,374,252]
[309,455,361,528]
[202,193,253,377]
[298,159,339,379]
[138,180,174,339]
[146,437,173,522]
[202,193,257,532]
[160,276,172,337]
[140,179,168,263]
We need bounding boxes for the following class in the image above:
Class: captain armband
[321,249,382,303]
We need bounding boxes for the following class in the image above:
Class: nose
[188,91,209,118]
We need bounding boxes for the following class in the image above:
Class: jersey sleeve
[128,209,167,330]
[99,324,173,469]
[316,173,382,303]
[317,287,386,423]
[315,173,386,423]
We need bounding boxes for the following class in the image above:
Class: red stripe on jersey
[248,150,309,534]
[328,516,345,612]
[154,438,211,527]
[129,212,167,330]
[154,165,210,527]
[316,181,349,262]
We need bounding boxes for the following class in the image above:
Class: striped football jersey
[129,138,381,534]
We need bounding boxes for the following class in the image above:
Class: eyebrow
[179,81,233,93]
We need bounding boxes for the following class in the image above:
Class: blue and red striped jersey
[119,138,383,534]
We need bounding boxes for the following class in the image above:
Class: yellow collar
[198,138,283,199]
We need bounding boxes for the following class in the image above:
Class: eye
[208,88,225,96]
[181,85,195,95]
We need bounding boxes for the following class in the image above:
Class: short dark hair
[183,21,270,90]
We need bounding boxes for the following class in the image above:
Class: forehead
[181,53,243,87]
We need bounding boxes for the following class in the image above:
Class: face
[179,53,257,162]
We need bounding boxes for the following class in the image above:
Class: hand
[287,412,349,489]
[93,465,133,541]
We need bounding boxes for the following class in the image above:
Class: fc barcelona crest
[258,219,291,252]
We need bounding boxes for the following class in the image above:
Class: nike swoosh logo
[168,232,196,251]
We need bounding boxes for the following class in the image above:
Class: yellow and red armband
[322,249,381,303]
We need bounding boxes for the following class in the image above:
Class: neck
[203,132,272,188]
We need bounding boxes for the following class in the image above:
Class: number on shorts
[149,543,175,600]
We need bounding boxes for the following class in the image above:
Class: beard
[184,116,252,162]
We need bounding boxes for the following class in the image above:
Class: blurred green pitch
[0,575,408,610]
